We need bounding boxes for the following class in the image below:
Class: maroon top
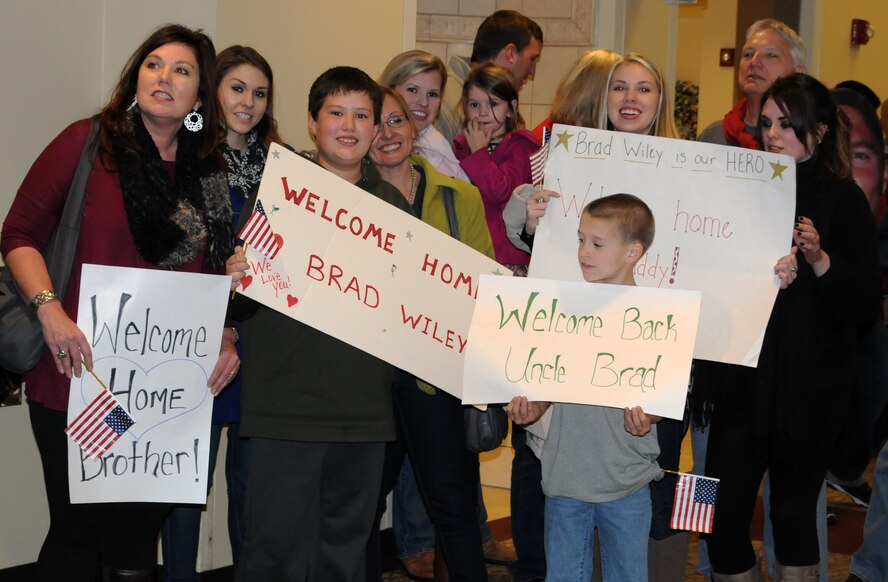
[453,128,536,266]
[2,120,219,410]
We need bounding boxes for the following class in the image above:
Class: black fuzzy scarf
[116,116,232,269]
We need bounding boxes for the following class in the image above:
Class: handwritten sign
[236,146,508,398]
[531,125,795,366]
[463,275,701,420]
[67,264,230,504]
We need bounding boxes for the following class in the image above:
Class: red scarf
[722,98,761,150]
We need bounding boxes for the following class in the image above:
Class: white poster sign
[68,264,230,503]
[531,125,795,366]
[463,276,701,420]
[236,146,508,398]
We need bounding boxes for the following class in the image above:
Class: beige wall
[814,0,887,100]
[216,0,415,153]
[624,0,677,81]
[677,0,739,133]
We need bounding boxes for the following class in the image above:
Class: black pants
[29,399,170,581]
[235,438,384,582]
[704,392,826,573]
[370,381,486,581]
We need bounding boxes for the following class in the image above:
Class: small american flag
[65,390,134,460]
[670,473,719,534]
[238,200,280,259]
[529,126,551,186]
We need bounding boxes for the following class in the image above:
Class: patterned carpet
[381,536,855,581]
[383,486,868,581]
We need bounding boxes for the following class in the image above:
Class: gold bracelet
[29,289,58,311]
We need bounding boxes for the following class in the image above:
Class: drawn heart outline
[72,355,210,442]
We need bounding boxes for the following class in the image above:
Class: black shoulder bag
[440,185,509,453]
[0,121,98,373]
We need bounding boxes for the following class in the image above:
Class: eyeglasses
[383,115,409,128]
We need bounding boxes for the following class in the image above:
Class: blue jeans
[392,458,492,558]
[161,423,250,581]
[850,439,888,581]
[393,458,435,557]
[544,486,651,582]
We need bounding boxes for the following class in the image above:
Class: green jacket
[411,154,494,260]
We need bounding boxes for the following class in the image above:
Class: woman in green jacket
[366,87,494,581]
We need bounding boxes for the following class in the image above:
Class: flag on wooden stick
[238,200,281,259]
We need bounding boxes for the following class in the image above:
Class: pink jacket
[453,128,537,265]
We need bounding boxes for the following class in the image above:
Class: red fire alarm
[851,19,874,45]
[719,48,735,67]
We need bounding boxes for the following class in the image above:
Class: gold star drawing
[272,150,281,159]
[555,130,574,151]
[406,230,413,240]
[770,160,787,180]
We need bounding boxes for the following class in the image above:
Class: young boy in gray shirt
[507,193,662,581]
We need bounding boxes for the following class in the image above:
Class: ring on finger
[57,349,70,360]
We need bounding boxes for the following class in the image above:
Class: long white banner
[235,146,508,398]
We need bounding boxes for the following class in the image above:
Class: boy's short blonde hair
[583,194,655,252]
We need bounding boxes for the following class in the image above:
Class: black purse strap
[442,186,460,241]
[42,120,100,301]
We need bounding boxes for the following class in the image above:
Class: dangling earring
[127,96,138,111]
[184,107,203,132]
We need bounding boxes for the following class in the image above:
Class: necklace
[222,131,264,199]
[407,166,418,205]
